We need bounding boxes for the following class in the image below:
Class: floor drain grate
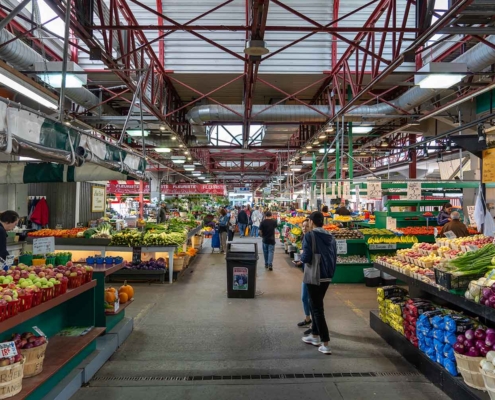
[92,371,422,382]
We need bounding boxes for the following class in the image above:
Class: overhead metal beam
[0,0,31,31]
[439,27,495,35]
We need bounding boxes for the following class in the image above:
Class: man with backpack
[237,206,249,238]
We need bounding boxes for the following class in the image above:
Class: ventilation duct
[0,29,118,115]
[188,36,495,124]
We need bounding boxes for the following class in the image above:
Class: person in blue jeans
[297,219,312,331]
[237,206,249,237]
[259,211,278,270]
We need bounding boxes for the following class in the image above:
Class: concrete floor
[72,239,449,400]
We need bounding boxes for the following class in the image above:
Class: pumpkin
[119,281,134,299]
[107,287,117,294]
[118,292,128,304]
[105,290,116,303]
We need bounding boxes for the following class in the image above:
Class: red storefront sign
[107,181,226,196]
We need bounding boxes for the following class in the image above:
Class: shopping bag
[245,226,250,236]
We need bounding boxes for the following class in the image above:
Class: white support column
[75,182,81,226]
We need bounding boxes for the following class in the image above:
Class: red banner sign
[107,182,226,196]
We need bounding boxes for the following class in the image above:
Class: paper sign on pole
[386,217,397,230]
[33,237,55,255]
[343,182,351,198]
[367,181,382,199]
[406,182,422,200]
[329,183,336,199]
[467,205,476,226]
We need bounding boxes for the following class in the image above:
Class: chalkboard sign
[132,247,142,264]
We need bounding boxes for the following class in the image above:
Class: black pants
[307,282,330,342]
[228,229,234,241]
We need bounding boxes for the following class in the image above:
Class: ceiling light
[325,127,334,132]
[244,39,269,56]
[0,70,58,110]
[127,129,150,137]
[179,144,183,148]
[192,172,201,176]
[370,146,377,151]
[37,73,85,88]
[171,136,177,141]
[204,180,210,183]
[187,157,192,160]
[290,165,303,171]
[184,151,189,155]
[414,62,467,89]
[183,164,195,171]
[319,148,336,154]
[302,160,313,164]
[35,61,87,88]
[154,147,171,153]
[342,165,349,170]
[360,151,367,155]
[160,126,166,131]
[198,176,206,180]
[301,150,307,154]
[313,140,320,145]
[370,165,377,170]
[319,133,326,139]
[306,145,312,149]
[380,140,388,147]
[171,156,186,164]
[194,162,201,165]
[353,127,373,134]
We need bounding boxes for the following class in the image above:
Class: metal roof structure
[1,0,494,191]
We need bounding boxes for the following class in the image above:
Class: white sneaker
[318,344,332,354]
[302,335,321,346]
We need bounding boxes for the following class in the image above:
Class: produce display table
[373,262,495,325]
[370,311,488,400]
[0,280,104,400]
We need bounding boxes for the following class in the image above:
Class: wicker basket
[0,358,24,399]
[21,342,47,378]
[170,256,185,272]
[481,367,495,399]
[455,353,486,391]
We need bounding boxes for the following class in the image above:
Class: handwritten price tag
[33,326,46,338]
[336,240,347,255]
[0,342,17,358]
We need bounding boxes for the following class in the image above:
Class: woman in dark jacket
[437,203,452,226]
[0,211,19,262]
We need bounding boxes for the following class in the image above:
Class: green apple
[46,282,54,288]
[35,282,42,288]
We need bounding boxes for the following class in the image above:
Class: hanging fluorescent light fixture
[171,156,186,164]
[301,157,313,164]
[192,172,201,176]
[35,61,87,88]
[154,147,171,153]
[370,165,377,170]
[290,165,303,171]
[352,127,373,134]
[319,133,327,139]
[414,62,467,89]
[244,40,269,56]
[319,148,336,154]
[183,164,195,171]
[127,129,150,137]
[0,69,58,110]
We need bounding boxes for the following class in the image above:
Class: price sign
[32,237,55,255]
[369,244,397,250]
[33,326,46,338]
[367,181,382,199]
[0,341,17,358]
[336,239,347,254]
[132,247,142,264]
[444,231,457,239]
[467,245,479,252]
[114,298,120,313]
[434,227,438,238]
[407,182,421,200]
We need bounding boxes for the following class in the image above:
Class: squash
[118,292,128,304]
[119,281,134,299]
[105,290,116,303]
[107,287,117,294]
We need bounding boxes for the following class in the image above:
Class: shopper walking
[440,211,470,237]
[437,203,453,226]
[250,206,263,237]
[237,206,249,238]
[297,219,312,330]
[157,202,167,224]
[334,202,351,216]
[295,211,337,355]
[259,211,278,271]
[0,211,19,262]
[218,208,230,253]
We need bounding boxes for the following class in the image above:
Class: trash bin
[226,241,258,298]
[364,267,381,287]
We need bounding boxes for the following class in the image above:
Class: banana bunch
[367,235,418,244]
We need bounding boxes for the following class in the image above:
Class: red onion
[454,342,466,354]
[464,339,475,348]
[465,329,475,340]
[467,347,480,357]
[475,328,487,341]
[457,334,466,344]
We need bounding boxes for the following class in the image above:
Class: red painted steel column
[156,0,164,67]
